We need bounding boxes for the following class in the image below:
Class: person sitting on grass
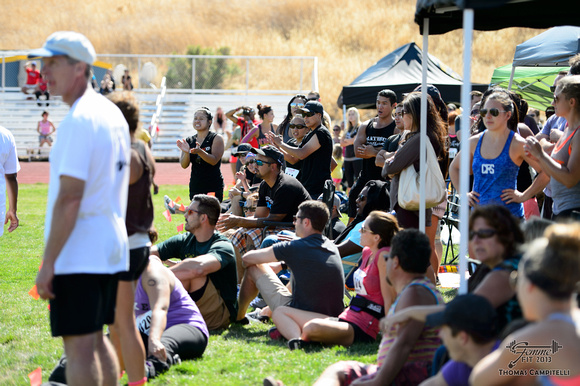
[311,229,443,385]
[383,294,500,386]
[216,145,311,262]
[152,194,238,331]
[270,211,398,349]
[236,200,345,344]
[470,223,580,386]
[48,257,209,383]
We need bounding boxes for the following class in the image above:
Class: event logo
[497,339,570,377]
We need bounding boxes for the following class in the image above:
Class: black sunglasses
[289,124,307,129]
[550,85,556,93]
[293,215,305,221]
[356,194,367,202]
[479,108,508,118]
[468,228,497,240]
[303,111,317,117]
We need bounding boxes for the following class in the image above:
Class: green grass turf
[0,184,456,385]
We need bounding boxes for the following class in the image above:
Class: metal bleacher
[0,87,294,161]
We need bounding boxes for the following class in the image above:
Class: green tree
[165,45,240,89]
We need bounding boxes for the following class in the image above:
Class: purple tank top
[472,130,524,218]
[134,273,209,339]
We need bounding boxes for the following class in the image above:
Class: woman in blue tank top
[449,90,547,219]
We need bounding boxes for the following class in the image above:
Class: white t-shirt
[0,126,20,237]
[44,89,131,275]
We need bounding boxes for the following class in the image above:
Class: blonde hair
[346,107,361,132]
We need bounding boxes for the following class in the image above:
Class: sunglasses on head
[303,111,317,117]
[468,228,497,240]
[290,102,304,108]
[289,124,307,129]
[479,108,508,118]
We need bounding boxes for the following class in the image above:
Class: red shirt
[38,77,48,91]
[26,68,40,85]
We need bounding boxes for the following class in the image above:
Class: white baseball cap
[28,31,96,65]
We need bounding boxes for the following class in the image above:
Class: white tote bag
[397,139,446,211]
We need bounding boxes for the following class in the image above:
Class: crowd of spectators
[5,32,580,385]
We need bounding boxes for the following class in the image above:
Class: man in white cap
[31,31,132,386]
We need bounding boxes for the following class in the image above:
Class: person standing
[341,107,363,192]
[176,107,225,202]
[347,89,397,221]
[32,32,132,386]
[0,125,19,236]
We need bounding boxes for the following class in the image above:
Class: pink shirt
[339,246,389,339]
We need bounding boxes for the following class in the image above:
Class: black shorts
[119,246,150,281]
[339,318,375,344]
[50,273,119,337]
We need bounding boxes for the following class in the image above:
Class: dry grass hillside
[1,0,546,118]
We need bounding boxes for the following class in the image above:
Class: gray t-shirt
[273,233,344,316]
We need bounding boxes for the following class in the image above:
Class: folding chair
[441,183,461,265]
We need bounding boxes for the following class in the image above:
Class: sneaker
[234,316,249,325]
[246,308,269,323]
[164,195,176,214]
[268,326,282,340]
[172,354,181,365]
[287,338,304,350]
[250,295,267,309]
[264,376,284,386]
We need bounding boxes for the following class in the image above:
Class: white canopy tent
[413,0,579,294]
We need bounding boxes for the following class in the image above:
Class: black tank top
[361,118,395,180]
[186,131,224,199]
[126,141,154,236]
[257,123,273,148]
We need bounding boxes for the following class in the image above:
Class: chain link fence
[95,54,318,93]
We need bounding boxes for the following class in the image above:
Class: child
[37,111,56,151]
[331,143,344,190]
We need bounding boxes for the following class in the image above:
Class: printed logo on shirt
[204,146,211,152]
[481,164,494,174]
[366,136,387,147]
[265,196,273,209]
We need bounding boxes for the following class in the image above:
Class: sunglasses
[186,208,202,216]
[307,97,318,101]
[479,108,508,118]
[470,109,480,116]
[289,124,307,130]
[359,225,374,234]
[303,111,317,117]
[468,228,497,240]
[293,215,305,222]
[550,85,556,93]
[290,103,304,108]
[553,94,562,103]
[249,159,274,166]
[356,194,367,202]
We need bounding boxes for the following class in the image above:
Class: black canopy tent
[414,0,580,293]
[339,42,487,108]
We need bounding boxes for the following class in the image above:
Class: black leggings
[142,324,208,377]
[343,159,362,189]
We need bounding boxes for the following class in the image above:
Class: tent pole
[343,104,347,137]
[458,9,474,295]
[419,18,429,232]
[508,65,516,90]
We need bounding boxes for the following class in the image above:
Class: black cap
[426,294,498,340]
[296,101,324,115]
[250,145,285,166]
[232,143,253,157]
[413,84,446,116]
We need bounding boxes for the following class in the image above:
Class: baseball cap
[232,143,253,157]
[317,193,342,216]
[413,84,447,118]
[296,101,324,116]
[426,294,498,340]
[28,31,96,65]
[250,145,285,166]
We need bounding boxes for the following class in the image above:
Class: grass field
[0,184,456,385]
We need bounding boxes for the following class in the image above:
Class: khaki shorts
[255,270,292,311]
[194,279,231,330]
